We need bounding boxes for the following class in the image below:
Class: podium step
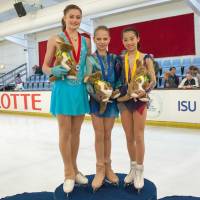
[54,173,157,200]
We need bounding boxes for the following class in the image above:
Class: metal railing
[0,63,27,90]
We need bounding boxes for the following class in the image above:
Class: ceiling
[0,0,197,39]
[0,0,67,22]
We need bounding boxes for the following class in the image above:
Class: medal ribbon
[96,51,112,82]
[125,51,140,83]
[64,30,81,64]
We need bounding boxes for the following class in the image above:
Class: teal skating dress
[50,32,90,116]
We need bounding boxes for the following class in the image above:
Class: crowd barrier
[0,89,199,128]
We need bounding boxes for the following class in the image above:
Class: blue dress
[50,32,90,116]
[85,52,121,118]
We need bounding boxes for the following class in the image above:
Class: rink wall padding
[0,90,200,129]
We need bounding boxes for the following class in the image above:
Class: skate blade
[105,179,119,186]
[75,183,88,187]
[124,181,133,187]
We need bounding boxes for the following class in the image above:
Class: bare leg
[133,107,147,191]
[92,115,105,164]
[71,115,85,174]
[133,107,147,164]
[103,117,115,164]
[104,117,119,183]
[91,114,105,190]
[120,109,136,161]
[57,115,74,179]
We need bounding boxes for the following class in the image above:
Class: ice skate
[124,161,137,186]
[75,171,88,185]
[92,164,105,192]
[63,179,75,196]
[134,164,144,193]
[105,161,119,185]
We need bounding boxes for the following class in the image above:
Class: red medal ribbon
[64,30,81,64]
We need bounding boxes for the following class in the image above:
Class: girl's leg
[132,107,147,164]
[71,115,85,174]
[103,117,119,184]
[91,114,105,191]
[71,115,88,184]
[120,109,137,185]
[120,109,136,161]
[132,107,147,191]
[57,115,74,179]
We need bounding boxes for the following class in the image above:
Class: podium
[54,174,157,200]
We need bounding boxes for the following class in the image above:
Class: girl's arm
[42,35,57,75]
[85,37,91,55]
[85,56,95,95]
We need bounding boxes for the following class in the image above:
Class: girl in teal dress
[85,26,122,191]
[42,4,90,195]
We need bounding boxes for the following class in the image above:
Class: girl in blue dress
[85,26,122,191]
[42,4,90,195]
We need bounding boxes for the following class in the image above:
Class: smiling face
[122,30,140,52]
[94,29,110,52]
[64,8,82,30]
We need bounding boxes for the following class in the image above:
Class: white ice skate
[75,172,88,185]
[134,164,144,193]
[124,161,137,186]
[63,179,75,196]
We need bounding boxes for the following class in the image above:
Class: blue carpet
[54,173,157,200]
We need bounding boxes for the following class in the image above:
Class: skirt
[50,79,90,116]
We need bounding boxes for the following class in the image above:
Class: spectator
[14,73,23,90]
[164,66,179,88]
[189,65,200,86]
[178,73,199,89]
[32,65,43,75]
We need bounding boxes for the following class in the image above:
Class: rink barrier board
[0,110,200,129]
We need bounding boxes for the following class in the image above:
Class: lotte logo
[0,93,42,111]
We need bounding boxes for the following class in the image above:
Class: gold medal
[125,51,140,83]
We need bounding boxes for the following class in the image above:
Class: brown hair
[94,25,110,37]
[121,27,140,49]
[61,4,82,31]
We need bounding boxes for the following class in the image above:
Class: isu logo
[178,101,196,112]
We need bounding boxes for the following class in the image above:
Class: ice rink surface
[0,113,200,198]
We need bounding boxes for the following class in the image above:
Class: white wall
[0,40,26,73]
[35,27,61,42]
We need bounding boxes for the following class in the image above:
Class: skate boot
[92,164,105,192]
[63,179,75,196]
[105,161,119,185]
[134,164,144,193]
[124,161,137,186]
[75,171,88,185]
